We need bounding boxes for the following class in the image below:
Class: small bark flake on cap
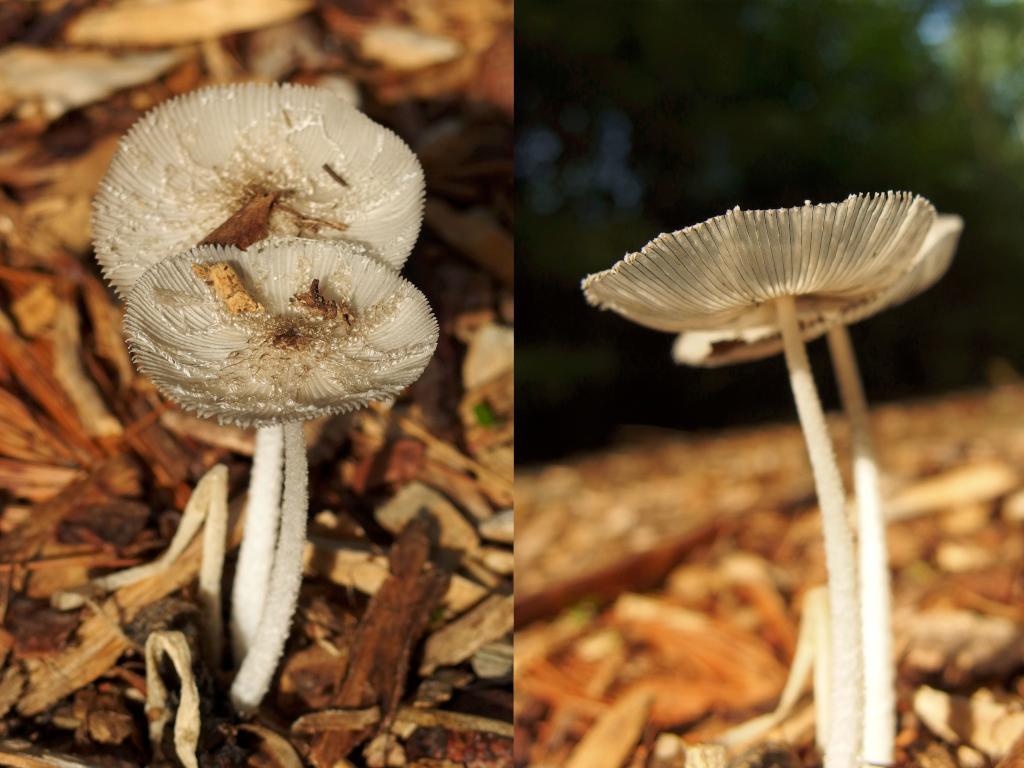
[192,262,264,315]
[293,279,354,325]
[199,191,279,250]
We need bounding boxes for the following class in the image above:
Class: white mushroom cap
[582,192,937,334]
[94,82,425,297]
[124,237,438,428]
[672,213,963,367]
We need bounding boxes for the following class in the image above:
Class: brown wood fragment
[308,517,450,766]
[420,594,513,674]
[405,724,513,767]
[398,416,512,507]
[293,278,352,324]
[81,276,135,390]
[192,261,264,314]
[0,308,98,463]
[292,706,382,735]
[0,454,140,563]
[48,303,123,439]
[563,688,653,768]
[198,191,278,250]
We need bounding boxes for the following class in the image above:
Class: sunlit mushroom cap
[582,192,937,336]
[672,213,963,367]
[94,82,424,297]
[124,237,438,428]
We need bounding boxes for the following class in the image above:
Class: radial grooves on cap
[94,82,425,297]
[582,192,936,333]
[124,237,439,428]
[672,213,963,367]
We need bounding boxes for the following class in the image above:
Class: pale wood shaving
[192,261,264,315]
[563,688,654,768]
[420,593,513,674]
[145,631,201,768]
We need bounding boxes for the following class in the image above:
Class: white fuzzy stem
[230,424,284,664]
[229,422,307,711]
[776,296,862,768]
[828,324,893,767]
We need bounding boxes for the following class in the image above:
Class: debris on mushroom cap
[192,262,264,315]
[672,214,963,367]
[93,82,425,297]
[582,192,937,334]
[123,237,439,428]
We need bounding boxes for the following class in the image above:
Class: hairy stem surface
[230,424,284,663]
[828,324,893,766]
[230,421,307,711]
[776,296,863,768]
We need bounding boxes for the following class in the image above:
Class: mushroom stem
[230,421,308,711]
[775,295,862,768]
[827,323,893,767]
[230,424,284,663]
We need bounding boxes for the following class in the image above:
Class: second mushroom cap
[124,236,439,428]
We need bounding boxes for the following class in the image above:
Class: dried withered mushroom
[93,82,425,297]
[124,236,439,710]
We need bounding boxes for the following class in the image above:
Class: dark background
[516,0,1024,463]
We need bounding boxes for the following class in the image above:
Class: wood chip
[564,688,653,768]
[375,481,480,557]
[420,594,513,674]
[66,0,315,46]
[888,461,1020,521]
[304,540,487,614]
[192,261,263,314]
[308,517,450,765]
[360,24,462,71]
[914,686,1024,760]
[48,303,123,438]
[292,707,382,735]
[0,45,182,121]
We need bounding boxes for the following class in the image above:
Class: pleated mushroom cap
[124,237,438,428]
[94,82,424,297]
[672,213,963,367]
[582,192,937,335]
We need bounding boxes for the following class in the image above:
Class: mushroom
[124,236,439,710]
[582,192,938,768]
[93,81,425,298]
[669,213,962,767]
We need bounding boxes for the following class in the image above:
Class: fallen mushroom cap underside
[582,192,937,333]
[672,214,963,367]
[124,237,439,428]
[94,81,425,297]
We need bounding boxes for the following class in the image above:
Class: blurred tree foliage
[517,0,1024,462]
